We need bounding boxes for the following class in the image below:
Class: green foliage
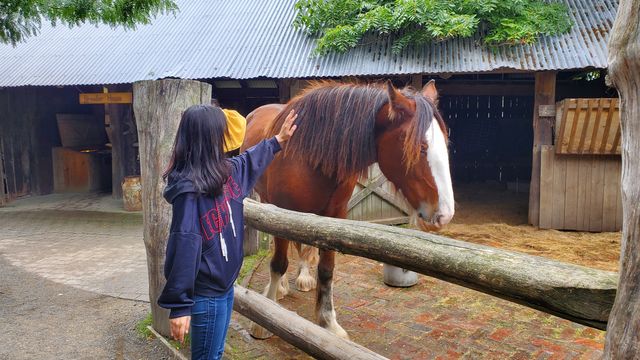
[0,0,177,45]
[571,70,601,81]
[237,248,270,284]
[135,313,154,339]
[293,0,573,56]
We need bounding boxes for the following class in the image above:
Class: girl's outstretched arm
[228,110,298,197]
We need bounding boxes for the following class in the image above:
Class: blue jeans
[191,287,234,360]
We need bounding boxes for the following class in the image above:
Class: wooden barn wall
[0,86,103,200]
[539,145,621,232]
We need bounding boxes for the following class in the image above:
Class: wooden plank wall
[539,145,621,232]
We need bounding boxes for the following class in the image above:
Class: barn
[0,0,619,231]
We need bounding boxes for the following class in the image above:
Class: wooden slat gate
[347,164,411,225]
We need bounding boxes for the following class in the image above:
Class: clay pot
[122,176,142,211]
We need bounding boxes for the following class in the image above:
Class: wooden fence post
[528,71,557,226]
[603,0,640,357]
[133,79,212,337]
[243,190,260,255]
[0,138,6,206]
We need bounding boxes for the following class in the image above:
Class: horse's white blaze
[424,118,455,226]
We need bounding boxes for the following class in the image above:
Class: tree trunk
[244,199,617,329]
[133,79,211,337]
[604,0,640,358]
[233,285,386,360]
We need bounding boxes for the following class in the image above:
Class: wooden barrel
[122,176,142,211]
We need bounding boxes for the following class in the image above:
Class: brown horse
[241,80,454,339]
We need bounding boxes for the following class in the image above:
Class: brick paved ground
[0,194,608,359]
[227,251,606,359]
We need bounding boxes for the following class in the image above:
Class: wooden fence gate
[347,164,411,225]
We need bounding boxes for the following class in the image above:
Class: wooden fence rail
[234,285,387,360]
[243,199,618,330]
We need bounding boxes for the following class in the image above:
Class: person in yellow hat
[221,108,246,157]
[211,99,246,157]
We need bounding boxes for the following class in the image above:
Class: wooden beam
[438,82,534,96]
[0,137,6,206]
[528,71,557,226]
[244,198,617,330]
[233,285,387,360]
[411,74,423,90]
[278,79,292,103]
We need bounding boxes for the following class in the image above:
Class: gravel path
[0,256,172,360]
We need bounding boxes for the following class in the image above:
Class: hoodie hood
[163,176,198,204]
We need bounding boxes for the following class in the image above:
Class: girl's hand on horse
[169,315,190,344]
[275,110,298,146]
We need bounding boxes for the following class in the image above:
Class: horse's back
[243,103,285,150]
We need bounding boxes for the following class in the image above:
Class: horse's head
[375,81,454,231]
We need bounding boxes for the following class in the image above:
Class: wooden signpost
[79,92,132,104]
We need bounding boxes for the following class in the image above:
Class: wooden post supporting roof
[0,138,6,206]
[411,74,423,89]
[279,79,292,104]
[528,71,557,226]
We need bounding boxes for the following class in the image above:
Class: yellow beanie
[222,109,246,152]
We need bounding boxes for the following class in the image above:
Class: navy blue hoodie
[158,137,281,318]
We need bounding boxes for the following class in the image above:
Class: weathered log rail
[233,285,387,360]
[243,198,618,330]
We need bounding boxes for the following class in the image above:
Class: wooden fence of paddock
[238,199,618,358]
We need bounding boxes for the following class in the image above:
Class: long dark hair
[163,104,230,197]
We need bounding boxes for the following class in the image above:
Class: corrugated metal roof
[0,0,617,87]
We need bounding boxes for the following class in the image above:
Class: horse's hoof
[325,322,349,340]
[250,323,273,339]
[295,272,317,292]
[277,273,289,300]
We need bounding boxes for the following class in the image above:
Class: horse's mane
[267,81,442,180]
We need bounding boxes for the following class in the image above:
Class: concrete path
[0,194,148,302]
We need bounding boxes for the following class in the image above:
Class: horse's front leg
[250,237,289,339]
[316,249,349,339]
[293,242,318,292]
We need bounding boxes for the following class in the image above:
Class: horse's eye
[420,147,428,155]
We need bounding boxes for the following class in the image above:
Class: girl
[158,104,298,360]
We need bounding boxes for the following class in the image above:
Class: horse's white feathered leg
[277,272,289,300]
[250,269,282,339]
[295,244,318,292]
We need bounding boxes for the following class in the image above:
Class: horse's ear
[422,80,439,102]
[386,80,412,119]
